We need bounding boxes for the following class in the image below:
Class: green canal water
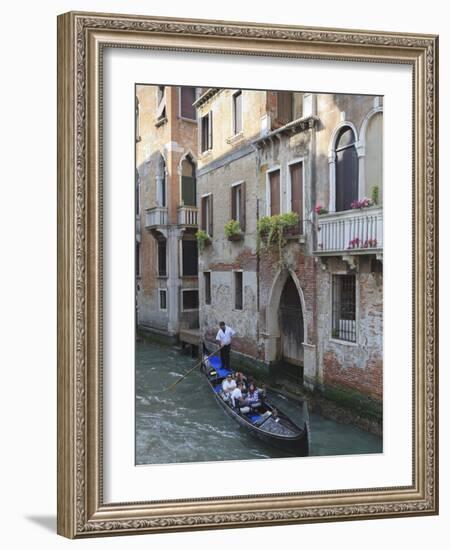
[136,340,382,465]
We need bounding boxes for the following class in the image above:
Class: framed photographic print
[57,11,439,538]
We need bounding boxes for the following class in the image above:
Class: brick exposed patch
[323,351,383,401]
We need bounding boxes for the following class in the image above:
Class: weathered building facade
[136,85,201,340]
[135,83,383,410]
[194,88,383,407]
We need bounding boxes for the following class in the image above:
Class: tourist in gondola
[245,383,259,407]
[230,382,246,409]
[221,373,236,399]
[216,321,236,370]
[235,371,247,390]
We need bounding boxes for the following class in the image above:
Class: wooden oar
[161,347,221,393]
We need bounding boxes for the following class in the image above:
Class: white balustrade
[177,206,198,226]
[316,207,383,254]
[145,207,168,228]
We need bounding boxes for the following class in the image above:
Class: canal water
[136,340,382,465]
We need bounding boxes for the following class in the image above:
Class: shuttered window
[181,156,196,207]
[201,195,213,236]
[231,182,246,231]
[269,170,280,216]
[201,112,213,152]
[233,91,243,134]
[180,87,196,120]
[277,91,293,125]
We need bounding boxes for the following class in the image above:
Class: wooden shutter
[208,112,213,149]
[180,87,196,119]
[234,92,242,134]
[231,186,237,221]
[269,171,280,216]
[208,194,214,237]
[181,176,196,206]
[201,196,207,231]
[290,162,303,220]
[240,182,246,231]
[277,91,293,125]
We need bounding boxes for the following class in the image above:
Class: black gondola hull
[201,345,309,457]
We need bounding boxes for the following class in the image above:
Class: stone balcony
[315,206,383,257]
[177,205,198,227]
[145,206,168,229]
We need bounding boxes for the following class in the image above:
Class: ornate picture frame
[57,11,438,538]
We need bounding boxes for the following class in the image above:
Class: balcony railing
[315,207,383,255]
[145,206,168,228]
[178,205,198,226]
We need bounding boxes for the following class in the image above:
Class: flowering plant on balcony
[362,238,378,248]
[350,198,374,209]
[347,237,361,249]
[195,229,211,252]
[347,237,378,249]
[315,204,329,215]
[224,220,243,241]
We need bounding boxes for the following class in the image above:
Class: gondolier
[216,321,235,370]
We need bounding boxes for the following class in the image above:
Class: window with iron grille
[204,272,211,305]
[182,290,199,311]
[234,271,243,310]
[332,274,356,342]
[159,289,167,310]
[157,239,167,277]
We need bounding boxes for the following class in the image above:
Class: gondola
[201,343,309,456]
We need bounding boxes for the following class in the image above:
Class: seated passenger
[235,371,247,390]
[245,383,260,406]
[230,382,246,408]
[221,373,236,397]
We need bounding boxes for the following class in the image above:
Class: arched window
[181,155,196,207]
[335,126,359,211]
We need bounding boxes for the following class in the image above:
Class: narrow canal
[136,340,382,465]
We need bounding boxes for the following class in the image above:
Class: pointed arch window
[335,126,358,212]
[181,155,196,207]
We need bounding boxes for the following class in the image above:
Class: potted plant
[195,229,211,252]
[371,185,380,206]
[257,212,300,264]
[315,204,329,215]
[350,198,374,209]
[224,220,243,241]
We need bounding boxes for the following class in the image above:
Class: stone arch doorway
[279,275,304,365]
[266,269,306,367]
